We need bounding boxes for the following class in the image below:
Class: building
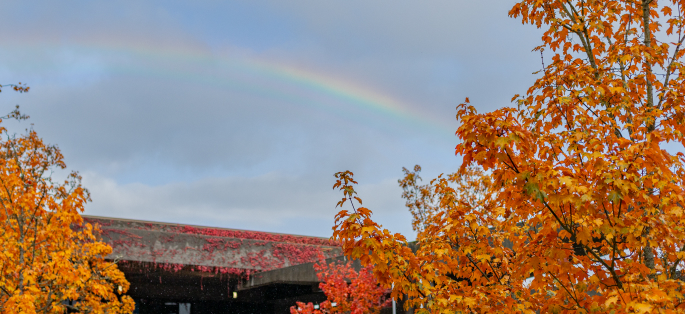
[83,216,349,314]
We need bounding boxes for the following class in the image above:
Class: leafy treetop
[332,0,685,313]
[0,105,134,313]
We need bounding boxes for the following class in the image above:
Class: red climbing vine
[84,217,342,281]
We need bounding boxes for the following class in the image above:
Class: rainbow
[245,59,455,135]
[3,38,456,137]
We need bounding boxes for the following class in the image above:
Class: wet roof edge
[81,214,333,241]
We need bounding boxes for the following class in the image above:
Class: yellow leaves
[0,115,133,313]
[434,249,447,258]
[494,136,511,147]
[475,254,491,261]
[559,176,573,187]
[590,151,604,159]
[620,54,632,64]
[630,302,653,313]
[605,295,621,307]
[360,226,376,235]
[461,296,477,307]
[580,193,593,202]
[675,252,685,262]
[667,205,683,217]
[644,288,669,302]
[494,132,522,149]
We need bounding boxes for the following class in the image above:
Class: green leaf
[524,182,546,201]
[608,190,622,202]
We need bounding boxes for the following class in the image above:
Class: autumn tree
[399,165,494,234]
[0,97,134,312]
[290,257,390,314]
[332,0,685,313]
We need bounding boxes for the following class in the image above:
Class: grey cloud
[0,1,200,45]
[1,0,547,115]
[82,171,416,238]
[3,65,453,185]
[0,0,542,236]
[269,0,526,56]
[255,0,545,113]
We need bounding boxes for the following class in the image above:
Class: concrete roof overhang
[83,215,342,274]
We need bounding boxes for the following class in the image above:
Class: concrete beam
[240,256,362,290]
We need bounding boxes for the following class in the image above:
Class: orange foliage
[0,83,29,94]
[333,1,685,313]
[0,110,134,313]
[290,257,390,314]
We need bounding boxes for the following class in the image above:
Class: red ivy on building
[86,217,341,280]
[290,257,390,314]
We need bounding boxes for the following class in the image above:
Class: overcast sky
[0,0,544,239]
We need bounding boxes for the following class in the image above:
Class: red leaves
[291,257,390,314]
[177,225,336,246]
[290,301,325,314]
[90,216,341,284]
[315,260,391,314]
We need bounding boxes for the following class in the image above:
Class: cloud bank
[0,0,544,238]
